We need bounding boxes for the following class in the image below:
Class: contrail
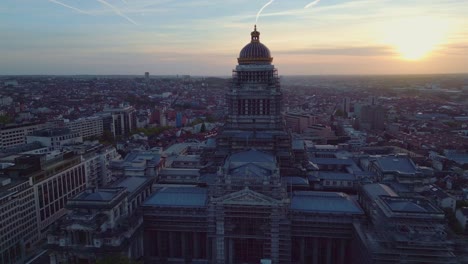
[48,0,92,15]
[305,0,321,8]
[256,0,274,24]
[96,0,138,25]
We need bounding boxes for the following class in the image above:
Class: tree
[190,118,204,126]
[205,115,216,123]
[334,109,346,117]
[0,115,11,124]
[200,122,206,133]
[99,130,115,145]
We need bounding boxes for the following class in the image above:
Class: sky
[0,0,467,76]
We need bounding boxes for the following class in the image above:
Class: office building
[64,116,104,139]
[0,122,46,150]
[0,152,88,263]
[26,128,82,151]
[98,104,136,138]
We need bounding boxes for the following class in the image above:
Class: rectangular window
[48,181,53,203]
[38,185,43,207]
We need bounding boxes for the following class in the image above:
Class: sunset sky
[1,0,467,75]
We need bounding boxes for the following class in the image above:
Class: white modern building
[64,116,104,139]
[26,128,82,151]
[0,122,46,150]
[81,145,121,188]
[98,104,136,138]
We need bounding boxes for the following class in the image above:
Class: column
[270,210,280,264]
[326,238,332,264]
[168,232,175,257]
[228,238,234,264]
[212,237,217,263]
[143,230,151,258]
[181,232,186,259]
[157,231,163,258]
[193,232,199,259]
[300,237,305,264]
[312,238,318,264]
[215,217,225,264]
[339,239,346,264]
[206,235,211,260]
[50,254,57,264]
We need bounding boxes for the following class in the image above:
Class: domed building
[207,26,306,175]
[238,25,273,65]
[142,27,366,264]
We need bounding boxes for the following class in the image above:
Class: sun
[382,17,450,61]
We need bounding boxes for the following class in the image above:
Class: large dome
[238,26,273,65]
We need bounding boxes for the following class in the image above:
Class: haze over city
[1,0,468,75]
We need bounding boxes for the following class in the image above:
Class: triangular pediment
[66,223,96,231]
[215,187,280,206]
[230,163,271,177]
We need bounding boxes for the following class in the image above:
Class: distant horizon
[1,0,467,75]
[2,72,468,78]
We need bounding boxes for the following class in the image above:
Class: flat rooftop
[144,187,207,207]
[112,176,150,194]
[74,188,123,202]
[373,155,418,175]
[380,196,443,214]
[291,191,363,214]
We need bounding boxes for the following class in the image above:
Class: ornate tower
[212,26,299,174]
[226,25,283,130]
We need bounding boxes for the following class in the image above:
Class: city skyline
[1,0,468,75]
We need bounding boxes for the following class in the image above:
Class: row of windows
[0,241,22,264]
[67,124,103,129]
[1,134,25,139]
[0,198,34,221]
[236,99,271,116]
[38,183,84,222]
[0,212,36,251]
[50,134,80,141]
[38,166,85,209]
[1,139,25,145]
[1,129,27,135]
[324,180,353,187]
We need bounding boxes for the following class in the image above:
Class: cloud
[256,0,274,24]
[276,46,396,57]
[95,0,138,25]
[437,43,468,55]
[48,0,92,15]
[305,0,320,9]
